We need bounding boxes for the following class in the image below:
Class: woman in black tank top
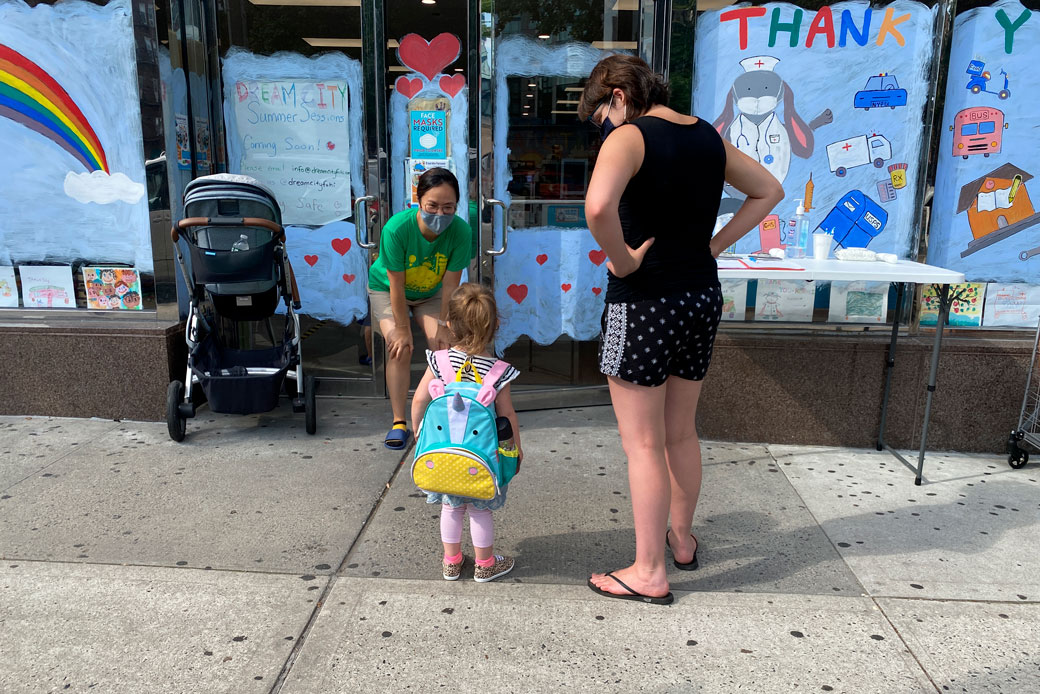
[580,55,784,604]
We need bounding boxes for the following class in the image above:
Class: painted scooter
[966,61,1010,100]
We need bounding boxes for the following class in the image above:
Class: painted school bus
[951,107,1007,159]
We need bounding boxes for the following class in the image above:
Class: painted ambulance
[950,106,1007,159]
[825,134,893,177]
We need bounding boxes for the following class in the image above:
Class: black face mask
[591,95,623,142]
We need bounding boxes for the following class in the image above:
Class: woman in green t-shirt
[368,167,471,449]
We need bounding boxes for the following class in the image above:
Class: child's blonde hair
[447,282,498,354]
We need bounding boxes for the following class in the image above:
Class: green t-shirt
[368,208,472,300]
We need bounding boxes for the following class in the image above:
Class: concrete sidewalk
[0,403,1038,693]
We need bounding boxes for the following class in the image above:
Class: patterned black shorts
[598,285,723,387]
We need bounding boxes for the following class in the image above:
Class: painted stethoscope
[733,112,783,166]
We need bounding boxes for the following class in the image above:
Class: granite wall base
[0,319,1029,455]
[699,332,1030,454]
[0,319,185,422]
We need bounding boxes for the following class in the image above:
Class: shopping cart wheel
[167,380,187,442]
[305,374,317,435]
[1007,433,1029,469]
[1008,448,1029,468]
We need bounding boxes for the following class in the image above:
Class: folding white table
[717,257,966,485]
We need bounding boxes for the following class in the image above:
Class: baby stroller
[167,173,315,441]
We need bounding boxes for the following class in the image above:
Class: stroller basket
[191,333,292,415]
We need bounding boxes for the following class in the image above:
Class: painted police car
[854,74,908,110]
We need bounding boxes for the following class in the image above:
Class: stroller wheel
[167,381,187,442]
[305,374,317,435]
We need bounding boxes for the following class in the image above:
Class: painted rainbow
[0,43,108,173]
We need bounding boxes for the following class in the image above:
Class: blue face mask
[419,208,454,235]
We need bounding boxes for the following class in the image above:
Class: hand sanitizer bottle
[795,201,811,257]
[787,200,807,258]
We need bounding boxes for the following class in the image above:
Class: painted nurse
[712,55,832,218]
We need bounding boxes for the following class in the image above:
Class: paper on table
[716,257,751,270]
[744,257,806,271]
[716,256,806,271]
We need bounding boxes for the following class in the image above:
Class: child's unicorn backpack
[412,351,519,500]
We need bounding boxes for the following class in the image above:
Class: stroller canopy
[183,173,282,225]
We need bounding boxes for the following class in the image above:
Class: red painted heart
[331,238,352,255]
[536,254,548,266]
[588,249,607,266]
[506,284,528,304]
[394,76,423,99]
[439,74,465,97]
[561,283,572,292]
[304,255,319,267]
[398,33,461,81]
[592,287,602,296]
[342,274,356,284]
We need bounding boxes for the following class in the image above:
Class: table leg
[915,283,954,485]
[877,282,905,451]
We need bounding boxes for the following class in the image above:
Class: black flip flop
[666,530,699,571]
[587,573,674,605]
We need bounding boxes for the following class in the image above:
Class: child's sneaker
[473,555,514,583]
[443,554,465,581]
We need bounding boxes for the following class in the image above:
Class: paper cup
[812,233,831,259]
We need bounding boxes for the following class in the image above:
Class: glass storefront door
[213,0,384,395]
[171,0,675,404]
[475,0,658,405]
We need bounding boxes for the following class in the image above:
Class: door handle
[484,198,509,256]
[354,195,378,249]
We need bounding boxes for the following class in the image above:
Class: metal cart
[1007,317,1040,468]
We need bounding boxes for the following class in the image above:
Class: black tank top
[606,116,726,303]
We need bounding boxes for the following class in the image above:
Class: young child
[410,282,522,582]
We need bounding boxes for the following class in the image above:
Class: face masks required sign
[229,79,351,225]
[410,110,447,159]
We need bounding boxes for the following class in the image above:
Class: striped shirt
[426,348,520,391]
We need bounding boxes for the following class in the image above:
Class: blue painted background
[929,0,1040,283]
[0,0,152,272]
[692,0,938,259]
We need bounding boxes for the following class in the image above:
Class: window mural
[0,0,151,275]
[692,0,940,259]
[929,0,1039,284]
[222,49,367,323]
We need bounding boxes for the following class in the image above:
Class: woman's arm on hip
[709,140,785,258]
